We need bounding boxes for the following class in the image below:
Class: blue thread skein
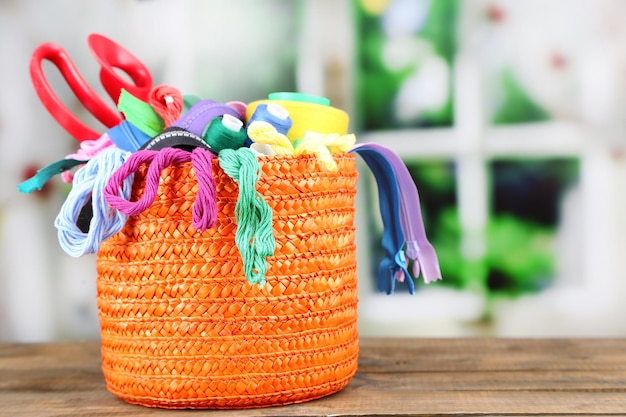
[55,148,133,257]
[247,103,292,136]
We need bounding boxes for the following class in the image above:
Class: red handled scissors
[29,33,153,142]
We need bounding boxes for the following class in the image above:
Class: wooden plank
[358,338,626,372]
[1,338,625,416]
[4,390,626,417]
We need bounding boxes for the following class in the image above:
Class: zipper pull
[351,147,414,293]
[352,143,442,285]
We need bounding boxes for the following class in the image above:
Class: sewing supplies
[55,147,132,257]
[247,102,293,135]
[172,99,243,138]
[107,120,151,152]
[351,143,442,284]
[247,92,349,141]
[268,91,331,106]
[246,121,355,170]
[183,93,202,112]
[140,126,211,151]
[17,158,87,194]
[246,121,293,155]
[18,133,116,190]
[104,147,218,232]
[29,33,153,141]
[117,88,164,138]
[22,32,442,410]
[203,114,248,153]
[351,147,412,293]
[292,131,356,170]
[136,99,245,152]
[148,84,184,127]
[218,147,276,284]
[60,133,116,183]
[250,142,277,157]
[226,100,248,119]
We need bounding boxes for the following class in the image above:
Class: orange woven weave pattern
[96,154,359,409]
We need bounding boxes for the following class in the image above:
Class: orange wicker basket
[96,153,359,409]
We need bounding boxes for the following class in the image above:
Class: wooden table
[1,338,625,416]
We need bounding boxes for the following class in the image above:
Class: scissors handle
[87,33,152,103]
[30,34,153,142]
[30,41,123,141]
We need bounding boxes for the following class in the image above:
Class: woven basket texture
[96,153,359,409]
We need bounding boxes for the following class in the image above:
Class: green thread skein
[218,147,275,285]
[203,114,248,153]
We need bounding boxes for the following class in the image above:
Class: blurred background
[1,0,626,341]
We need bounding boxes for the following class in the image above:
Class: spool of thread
[247,103,292,136]
[203,114,248,153]
[268,92,330,106]
[246,94,349,142]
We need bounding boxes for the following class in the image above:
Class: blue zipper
[351,143,442,290]
[351,148,414,294]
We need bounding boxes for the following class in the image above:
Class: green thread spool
[203,114,248,153]
[268,92,331,106]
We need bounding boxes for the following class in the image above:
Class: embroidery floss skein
[104,147,218,231]
[246,121,355,171]
[246,121,293,155]
[218,147,276,285]
[293,131,356,171]
[55,147,132,257]
[148,84,183,127]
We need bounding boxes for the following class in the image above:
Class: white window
[298,0,626,337]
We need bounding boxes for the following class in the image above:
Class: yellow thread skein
[247,121,356,171]
[294,132,356,171]
[300,131,356,153]
[246,121,294,155]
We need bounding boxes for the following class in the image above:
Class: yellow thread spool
[246,99,349,142]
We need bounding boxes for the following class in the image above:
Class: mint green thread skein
[218,147,275,285]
